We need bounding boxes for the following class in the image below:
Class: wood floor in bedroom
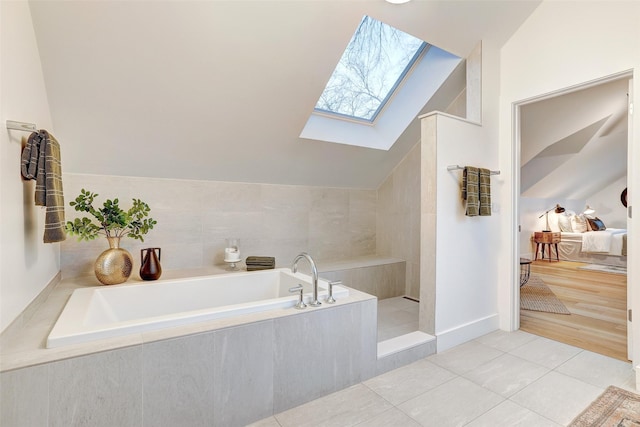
[520,260,628,361]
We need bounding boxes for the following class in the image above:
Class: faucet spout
[291,252,321,307]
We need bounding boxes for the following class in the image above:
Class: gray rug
[520,276,571,315]
[577,264,627,275]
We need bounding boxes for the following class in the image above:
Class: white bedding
[575,228,626,255]
[562,228,627,256]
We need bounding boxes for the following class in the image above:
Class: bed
[558,229,627,267]
[544,211,627,267]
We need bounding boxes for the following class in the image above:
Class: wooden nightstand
[533,231,561,261]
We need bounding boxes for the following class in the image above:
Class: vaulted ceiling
[29,0,541,189]
[520,77,629,200]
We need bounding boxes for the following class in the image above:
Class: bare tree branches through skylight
[314,16,427,122]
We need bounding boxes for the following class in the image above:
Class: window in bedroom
[313,15,427,123]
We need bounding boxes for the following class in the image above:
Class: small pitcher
[140,248,162,281]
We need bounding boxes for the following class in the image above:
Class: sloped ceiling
[29,0,540,189]
[520,77,629,200]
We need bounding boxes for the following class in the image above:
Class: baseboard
[435,313,499,352]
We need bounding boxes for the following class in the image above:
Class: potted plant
[66,189,157,285]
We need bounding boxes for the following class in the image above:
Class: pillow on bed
[571,214,589,233]
[587,217,606,231]
[557,213,573,232]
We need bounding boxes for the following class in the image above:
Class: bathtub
[47,268,348,348]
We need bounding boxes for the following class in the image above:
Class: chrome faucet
[291,252,321,307]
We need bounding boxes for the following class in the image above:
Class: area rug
[569,385,640,426]
[577,264,627,275]
[520,276,571,315]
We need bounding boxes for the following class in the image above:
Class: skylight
[314,15,427,122]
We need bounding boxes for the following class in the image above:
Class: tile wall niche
[376,142,421,299]
[61,173,377,279]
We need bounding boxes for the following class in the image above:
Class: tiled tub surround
[0,267,436,427]
[61,173,377,279]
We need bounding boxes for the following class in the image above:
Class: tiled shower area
[378,296,420,342]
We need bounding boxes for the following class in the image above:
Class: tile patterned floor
[250,330,637,427]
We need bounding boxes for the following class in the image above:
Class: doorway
[514,72,632,360]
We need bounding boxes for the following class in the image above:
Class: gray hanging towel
[21,130,66,243]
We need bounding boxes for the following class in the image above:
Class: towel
[462,166,479,216]
[246,256,276,271]
[462,166,491,217]
[478,167,491,216]
[21,130,66,243]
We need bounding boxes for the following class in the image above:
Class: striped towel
[462,166,479,216]
[21,131,66,243]
[462,166,492,217]
[479,168,491,217]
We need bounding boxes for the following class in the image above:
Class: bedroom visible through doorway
[516,72,632,361]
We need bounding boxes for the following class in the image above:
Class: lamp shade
[583,205,595,215]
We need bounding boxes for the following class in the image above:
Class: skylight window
[314,15,427,122]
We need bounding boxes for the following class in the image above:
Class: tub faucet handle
[289,284,307,309]
[326,280,341,304]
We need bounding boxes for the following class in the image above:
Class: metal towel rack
[447,164,500,175]
[6,120,37,133]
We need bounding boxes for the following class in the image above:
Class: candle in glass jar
[224,247,240,261]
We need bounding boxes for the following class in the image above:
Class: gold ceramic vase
[94,236,133,285]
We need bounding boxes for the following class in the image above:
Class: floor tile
[474,329,538,352]
[509,371,604,425]
[428,340,504,375]
[274,383,393,427]
[463,353,550,397]
[509,336,582,369]
[397,376,504,427]
[465,400,561,427]
[363,358,456,405]
[353,407,421,427]
[555,350,635,390]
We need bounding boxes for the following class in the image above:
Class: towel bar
[6,120,37,132]
[447,164,500,175]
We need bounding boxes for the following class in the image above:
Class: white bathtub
[47,268,348,348]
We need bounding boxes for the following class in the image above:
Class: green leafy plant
[65,189,157,241]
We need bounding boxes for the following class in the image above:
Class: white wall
[498,0,640,373]
[430,114,501,351]
[586,175,628,229]
[0,1,59,332]
[417,36,504,351]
